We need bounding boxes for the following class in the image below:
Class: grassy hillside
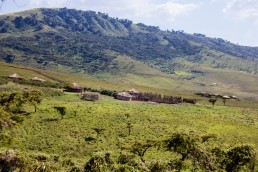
[1,8,258,101]
[0,62,258,170]
[0,83,258,171]
[1,61,258,102]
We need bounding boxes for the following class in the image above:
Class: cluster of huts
[116,89,197,104]
[64,84,197,104]
[7,74,198,105]
[64,82,100,102]
[195,92,239,100]
[8,73,46,82]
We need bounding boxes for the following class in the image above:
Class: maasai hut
[31,77,46,82]
[65,82,85,93]
[8,73,23,80]
[128,88,140,96]
[81,92,100,101]
[116,92,133,101]
[128,88,141,100]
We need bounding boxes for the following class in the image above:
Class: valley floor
[1,91,258,170]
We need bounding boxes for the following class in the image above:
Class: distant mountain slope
[1,8,258,99]
[1,8,258,73]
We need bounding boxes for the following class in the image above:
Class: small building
[128,88,141,100]
[222,95,231,99]
[8,73,23,80]
[81,92,99,101]
[128,89,140,95]
[116,92,133,101]
[230,95,239,100]
[31,77,46,82]
[65,82,84,93]
[210,83,217,86]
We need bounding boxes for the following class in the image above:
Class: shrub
[84,153,113,172]
[54,106,67,119]
[0,150,27,172]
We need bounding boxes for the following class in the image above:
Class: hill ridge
[1,8,258,99]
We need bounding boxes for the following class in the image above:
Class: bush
[0,77,8,86]
[148,160,166,172]
[100,89,117,97]
[84,153,113,172]
[0,150,27,172]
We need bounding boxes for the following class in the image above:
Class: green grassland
[1,62,258,171]
[1,88,258,171]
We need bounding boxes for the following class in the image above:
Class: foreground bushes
[83,132,256,172]
[0,149,80,172]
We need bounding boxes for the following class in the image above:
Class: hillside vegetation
[0,58,257,172]
[0,79,257,171]
[1,8,258,100]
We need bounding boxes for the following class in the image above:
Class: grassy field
[1,62,258,171]
[1,85,258,170]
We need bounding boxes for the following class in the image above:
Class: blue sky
[1,0,258,46]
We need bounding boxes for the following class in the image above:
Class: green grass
[1,91,258,170]
[0,68,258,170]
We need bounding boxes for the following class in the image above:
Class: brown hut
[116,92,133,101]
[128,88,141,100]
[230,95,239,100]
[222,95,230,99]
[66,82,85,93]
[8,73,23,80]
[128,89,140,95]
[81,92,99,101]
[31,77,46,82]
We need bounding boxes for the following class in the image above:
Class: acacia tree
[128,141,154,163]
[23,90,43,112]
[0,92,25,113]
[164,133,198,161]
[54,106,67,119]
[209,98,217,107]
[212,145,256,171]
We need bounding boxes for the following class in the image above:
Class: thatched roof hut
[128,88,140,95]
[66,82,85,93]
[230,95,239,100]
[8,73,23,80]
[81,92,99,101]
[116,92,133,101]
[222,95,230,99]
[31,77,46,82]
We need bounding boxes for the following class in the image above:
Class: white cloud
[29,0,69,7]
[24,0,200,27]
[223,0,258,21]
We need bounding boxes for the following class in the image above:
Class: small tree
[23,90,43,112]
[226,145,256,171]
[222,98,226,106]
[0,92,24,113]
[84,153,113,172]
[164,133,197,161]
[129,141,154,163]
[125,113,130,119]
[127,122,132,136]
[209,98,217,107]
[92,128,105,138]
[54,106,67,119]
[212,145,256,171]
